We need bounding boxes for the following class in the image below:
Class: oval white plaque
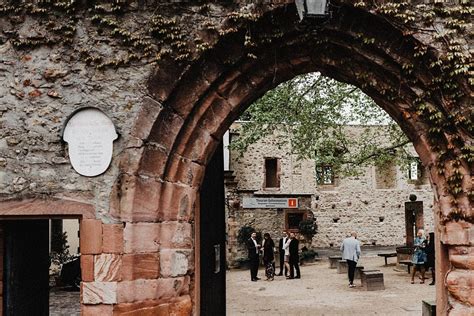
[63,108,118,177]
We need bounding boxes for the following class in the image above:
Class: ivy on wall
[0,0,472,222]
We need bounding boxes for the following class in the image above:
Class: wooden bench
[377,252,397,265]
[328,256,342,269]
[361,270,384,291]
[399,260,413,273]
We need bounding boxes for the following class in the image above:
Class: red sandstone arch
[112,4,472,315]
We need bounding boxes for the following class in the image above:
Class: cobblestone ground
[50,288,80,316]
[227,248,436,316]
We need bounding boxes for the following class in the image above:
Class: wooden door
[3,220,49,316]
[200,143,226,315]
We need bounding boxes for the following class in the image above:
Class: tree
[230,73,413,175]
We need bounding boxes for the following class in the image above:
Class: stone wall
[0,10,152,216]
[226,123,435,263]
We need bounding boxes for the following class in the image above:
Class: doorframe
[0,197,94,315]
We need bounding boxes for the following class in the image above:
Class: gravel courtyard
[227,253,435,316]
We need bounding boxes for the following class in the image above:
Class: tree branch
[342,140,411,165]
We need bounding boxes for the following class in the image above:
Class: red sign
[288,198,298,208]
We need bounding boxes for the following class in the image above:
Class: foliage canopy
[230,73,414,175]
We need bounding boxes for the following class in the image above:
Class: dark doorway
[3,220,50,316]
[200,143,226,315]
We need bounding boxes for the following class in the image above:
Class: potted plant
[300,247,319,265]
[298,217,318,244]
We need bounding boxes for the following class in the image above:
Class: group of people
[248,228,436,287]
[246,230,301,281]
[410,229,435,285]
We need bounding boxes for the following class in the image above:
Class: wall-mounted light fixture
[295,0,330,21]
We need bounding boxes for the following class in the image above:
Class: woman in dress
[282,234,292,277]
[411,229,427,284]
[262,233,275,280]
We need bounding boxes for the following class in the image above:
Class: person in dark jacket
[262,233,275,265]
[288,232,301,279]
[277,231,289,276]
[425,232,435,285]
[262,233,275,280]
[246,232,261,281]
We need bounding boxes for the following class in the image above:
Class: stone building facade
[225,123,435,265]
[0,1,472,315]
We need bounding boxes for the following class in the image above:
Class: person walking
[246,232,261,281]
[262,233,275,280]
[288,232,301,279]
[411,229,427,284]
[277,231,289,276]
[340,231,361,288]
[425,232,435,285]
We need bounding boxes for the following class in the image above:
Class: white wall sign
[409,161,419,180]
[63,108,118,177]
[242,197,298,209]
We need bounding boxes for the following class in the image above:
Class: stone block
[113,175,162,222]
[446,270,474,305]
[169,295,193,316]
[80,219,103,255]
[116,279,159,303]
[138,143,168,179]
[102,224,124,254]
[148,60,186,102]
[160,249,191,277]
[117,145,144,176]
[361,271,384,291]
[147,108,184,152]
[130,97,164,140]
[123,223,160,254]
[81,304,113,316]
[115,277,187,304]
[158,182,197,222]
[121,253,160,280]
[165,71,210,118]
[355,266,364,279]
[159,222,193,249]
[112,301,170,316]
[448,302,474,316]
[176,127,219,165]
[82,281,117,304]
[442,221,472,246]
[81,255,95,282]
[164,153,205,188]
[189,90,233,138]
[328,256,341,269]
[337,260,347,274]
[94,254,122,282]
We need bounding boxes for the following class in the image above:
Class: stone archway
[109,2,472,315]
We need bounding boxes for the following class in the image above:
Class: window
[409,159,420,181]
[264,158,280,188]
[316,164,334,185]
[408,158,428,184]
[285,210,306,232]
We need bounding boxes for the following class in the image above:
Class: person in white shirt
[277,231,289,276]
[340,231,361,288]
[282,235,292,277]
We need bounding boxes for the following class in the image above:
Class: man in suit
[277,231,289,276]
[340,231,361,287]
[246,232,261,281]
[288,232,301,279]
